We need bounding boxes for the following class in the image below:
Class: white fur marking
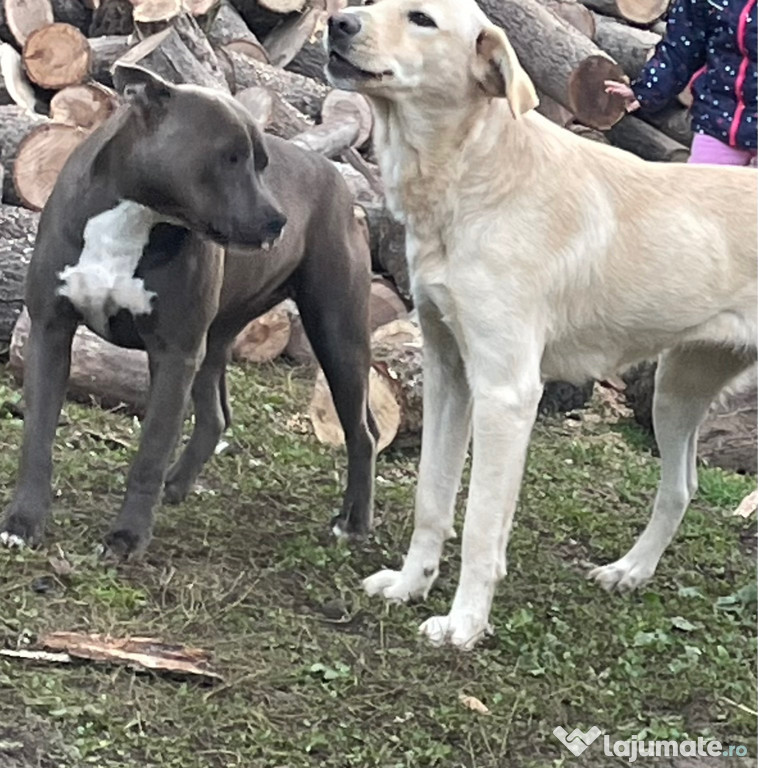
[0,531,25,548]
[57,201,162,336]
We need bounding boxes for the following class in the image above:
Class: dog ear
[112,64,173,115]
[472,26,538,118]
[248,121,270,172]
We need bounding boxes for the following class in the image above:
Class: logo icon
[553,725,603,756]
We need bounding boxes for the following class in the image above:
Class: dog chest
[56,201,162,338]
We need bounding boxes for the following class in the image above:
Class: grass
[0,362,755,768]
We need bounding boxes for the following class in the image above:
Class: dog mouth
[326,49,392,81]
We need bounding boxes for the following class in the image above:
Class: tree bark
[0,103,47,204]
[220,47,328,118]
[88,33,130,86]
[536,0,595,38]
[475,0,626,129]
[236,83,313,137]
[1,40,40,111]
[607,114,689,162]
[22,21,91,89]
[289,92,371,157]
[88,0,133,38]
[536,89,573,126]
[206,0,263,51]
[592,13,659,79]
[13,121,87,210]
[229,0,305,41]
[10,307,151,415]
[0,204,37,355]
[578,0,669,26]
[638,103,692,147]
[50,0,91,34]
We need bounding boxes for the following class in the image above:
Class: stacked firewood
[5,0,743,466]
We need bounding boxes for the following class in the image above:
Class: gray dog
[1,65,377,557]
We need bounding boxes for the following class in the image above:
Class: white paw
[362,568,433,603]
[418,613,492,650]
[589,557,656,593]
[0,531,25,549]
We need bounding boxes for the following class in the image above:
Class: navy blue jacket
[632,0,757,150]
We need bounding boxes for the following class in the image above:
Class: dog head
[325,0,537,117]
[101,65,286,249]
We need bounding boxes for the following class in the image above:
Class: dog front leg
[363,301,472,602]
[2,315,77,545]
[104,349,200,557]
[420,355,543,650]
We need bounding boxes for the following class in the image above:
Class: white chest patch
[57,201,163,337]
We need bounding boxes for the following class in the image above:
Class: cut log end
[617,0,669,25]
[259,0,305,12]
[321,89,372,147]
[13,122,87,210]
[23,22,91,89]
[568,55,626,130]
[49,82,117,130]
[231,304,292,363]
[310,366,400,453]
[131,0,182,24]
[4,0,54,46]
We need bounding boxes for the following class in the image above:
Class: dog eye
[408,10,436,27]
[228,153,239,165]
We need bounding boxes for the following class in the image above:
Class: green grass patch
[0,364,754,767]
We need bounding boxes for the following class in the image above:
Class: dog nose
[328,13,362,42]
[265,213,287,240]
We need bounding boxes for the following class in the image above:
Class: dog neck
[368,95,530,229]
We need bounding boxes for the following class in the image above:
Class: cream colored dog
[325,0,758,650]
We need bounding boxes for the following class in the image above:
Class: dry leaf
[459,694,490,715]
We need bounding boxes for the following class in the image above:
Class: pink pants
[688,133,757,166]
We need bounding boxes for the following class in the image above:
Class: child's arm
[631,0,709,112]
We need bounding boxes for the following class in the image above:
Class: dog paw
[363,568,434,603]
[589,557,656,593]
[0,531,26,549]
[102,527,149,560]
[418,613,492,650]
[163,480,190,506]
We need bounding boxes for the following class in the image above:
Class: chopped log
[289,89,371,157]
[88,33,129,85]
[577,0,669,26]
[229,0,305,41]
[607,115,689,162]
[50,0,91,33]
[476,0,626,129]
[334,160,409,300]
[49,81,116,130]
[537,0,595,38]
[235,84,312,137]
[231,302,291,363]
[1,40,38,110]
[220,47,328,118]
[282,9,328,82]
[536,89,573,126]
[0,204,37,354]
[116,19,229,90]
[206,0,262,52]
[592,13,659,79]
[0,103,46,204]
[3,0,53,46]
[263,4,320,68]
[88,0,133,37]
[285,275,407,364]
[699,381,757,475]
[22,22,91,89]
[10,307,150,415]
[235,83,272,127]
[638,103,692,147]
[184,0,217,16]
[12,121,87,210]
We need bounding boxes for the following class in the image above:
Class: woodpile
[6,0,746,465]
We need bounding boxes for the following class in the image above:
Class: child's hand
[604,80,641,112]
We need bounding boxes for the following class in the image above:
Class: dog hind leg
[591,344,754,592]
